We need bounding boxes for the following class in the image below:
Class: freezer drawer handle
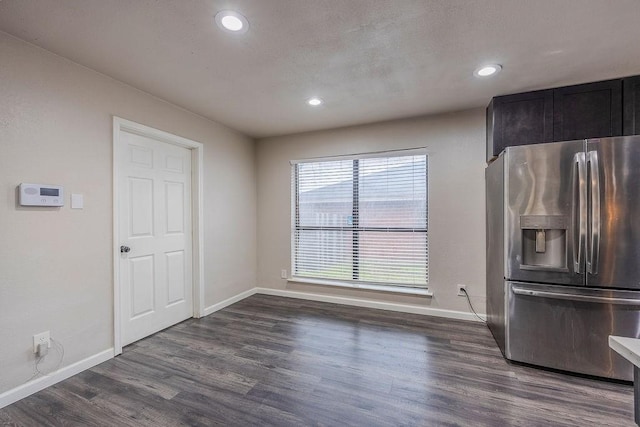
[512,287,640,305]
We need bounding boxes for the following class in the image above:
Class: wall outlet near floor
[281,269,288,279]
[457,284,467,296]
[33,331,51,353]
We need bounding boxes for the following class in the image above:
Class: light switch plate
[71,193,84,209]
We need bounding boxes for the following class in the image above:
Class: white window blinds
[292,153,428,288]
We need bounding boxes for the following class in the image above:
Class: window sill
[288,277,433,297]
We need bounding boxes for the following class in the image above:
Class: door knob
[120,245,131,253]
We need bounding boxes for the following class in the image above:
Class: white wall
[0,32,256,394]
[256,109,486,314]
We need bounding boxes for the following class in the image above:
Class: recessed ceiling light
[215,10,249,34]
[474,64,502,78]
[307,97,323,106]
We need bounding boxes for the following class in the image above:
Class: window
[292,152,428,289]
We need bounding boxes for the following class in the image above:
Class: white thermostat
[19,183,64,206]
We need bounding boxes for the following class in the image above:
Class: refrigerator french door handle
[572,152,587,274]
[512,287,640,306]
[587,151,601,275]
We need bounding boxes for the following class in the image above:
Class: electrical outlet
[33,331,50,354]
[457,284,467,296]
[280,269,288,279]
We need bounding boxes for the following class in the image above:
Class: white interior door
[118,130,193,347]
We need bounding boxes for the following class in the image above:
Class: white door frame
[112,116,204,355]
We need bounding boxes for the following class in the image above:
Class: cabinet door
[623,76,640,135]
[486,90,553,162]
[553,80,622,141]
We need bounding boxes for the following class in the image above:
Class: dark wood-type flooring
[0,294,635,426]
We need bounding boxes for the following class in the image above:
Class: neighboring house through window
[291,151,428,289]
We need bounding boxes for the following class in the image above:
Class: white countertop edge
[609,335,640,368]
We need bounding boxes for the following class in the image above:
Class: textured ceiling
[1,0,640,138]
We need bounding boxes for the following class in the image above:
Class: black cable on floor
[461,288,486,323]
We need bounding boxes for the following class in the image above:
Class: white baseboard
[200,286,485,322]
[202,288,257,316]
[0,348,114,409]
[255,287,486,322]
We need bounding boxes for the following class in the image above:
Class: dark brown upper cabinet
[553,79,622,141]
[624,76,640,135]
[486,90,553,162]
[486,76,640,162]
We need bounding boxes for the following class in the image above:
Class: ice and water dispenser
[519,215,568,271]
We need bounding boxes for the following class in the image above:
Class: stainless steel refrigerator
[486,136,640,381]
